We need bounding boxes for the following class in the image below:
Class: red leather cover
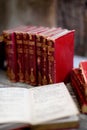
[79,61,87,84]
[3,32,18,82]
[55,31,75,83]
[71,77,87,114]
[71,68,87,98]
[15,32,25,82]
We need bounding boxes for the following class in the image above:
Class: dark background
[0,0,87,58]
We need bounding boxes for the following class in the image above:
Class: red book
[14,26,35,82]
[3,30,18,81]
[36,28,63,85]
[22,26,38,83]
[71,68,87,98]
[27,27,49,86]
[3,26,29,82]
[71,78,87,114]
[47,29,75,84]
[79,61,87,84]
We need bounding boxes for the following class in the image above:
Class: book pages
[0,87,31,123]
[29,82,79,124]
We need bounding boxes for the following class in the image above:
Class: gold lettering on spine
[42,75,47,85]
[30,68,35,82]
[48,40,54,84]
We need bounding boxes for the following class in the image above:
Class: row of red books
[3,25,75,86]
[71,60,87,114]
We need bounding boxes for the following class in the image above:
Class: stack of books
[71,60,87,114]
[3,25,75,86]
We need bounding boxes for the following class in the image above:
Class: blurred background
[0,0,87,57]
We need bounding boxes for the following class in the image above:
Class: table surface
[0,55,87,130]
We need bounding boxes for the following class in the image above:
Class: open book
[0,82,79,130]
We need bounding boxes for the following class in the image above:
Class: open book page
[0,87,31,124]
[29,82,79,125]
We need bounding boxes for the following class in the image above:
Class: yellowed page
[29,82,79,124]
[0,87,31,124]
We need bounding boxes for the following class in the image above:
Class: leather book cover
[28,27,48,86]
[15,31,25,82]
[71,68,87,98]
[35,28,50,85]
[71,77,87,114]
[47,30,75,84]
[3,31,18,82]
[37,28,62,85]
[23,26,37,84]
[79,61,87,84]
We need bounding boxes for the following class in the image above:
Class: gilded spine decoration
[29,34,37,86]
[15,32,24,82]
[36,35,42,85]
[48,40,55,84]
[23,33,30,83]
[42,38,48,85]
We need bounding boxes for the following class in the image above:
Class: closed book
[71,68,87,98]
[22,26,38,83]
[3,30,18,82]
[47,29,75,84]
[14,26,34,82]
[3,26,29,82]
[28,27,49,86]
[36,28,62,85]
[71,78,87,114]
[79,61,87,84]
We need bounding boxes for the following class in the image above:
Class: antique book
[3,26,29,82]
[0,82,79,130]
[71,68,87,97]
[27,27,49,86]
[79,61,87,85]
[22,26,38,84]
[71,77,87,114]
[15,26,37,83]
[40,28,63,85]
[47,29,75,84]
[35,27,63,85]
[35,28,52,85]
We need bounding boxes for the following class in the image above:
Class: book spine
[71,70,87,99]
[41,37,48,85]
[15,32,25,82]
[3,32,18,82]
[47,40,55,84]
[36,35,42,85]
[79,61,87,84]
[28,34,37,86]
[71,78,87,114]
[23,33,30,83]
